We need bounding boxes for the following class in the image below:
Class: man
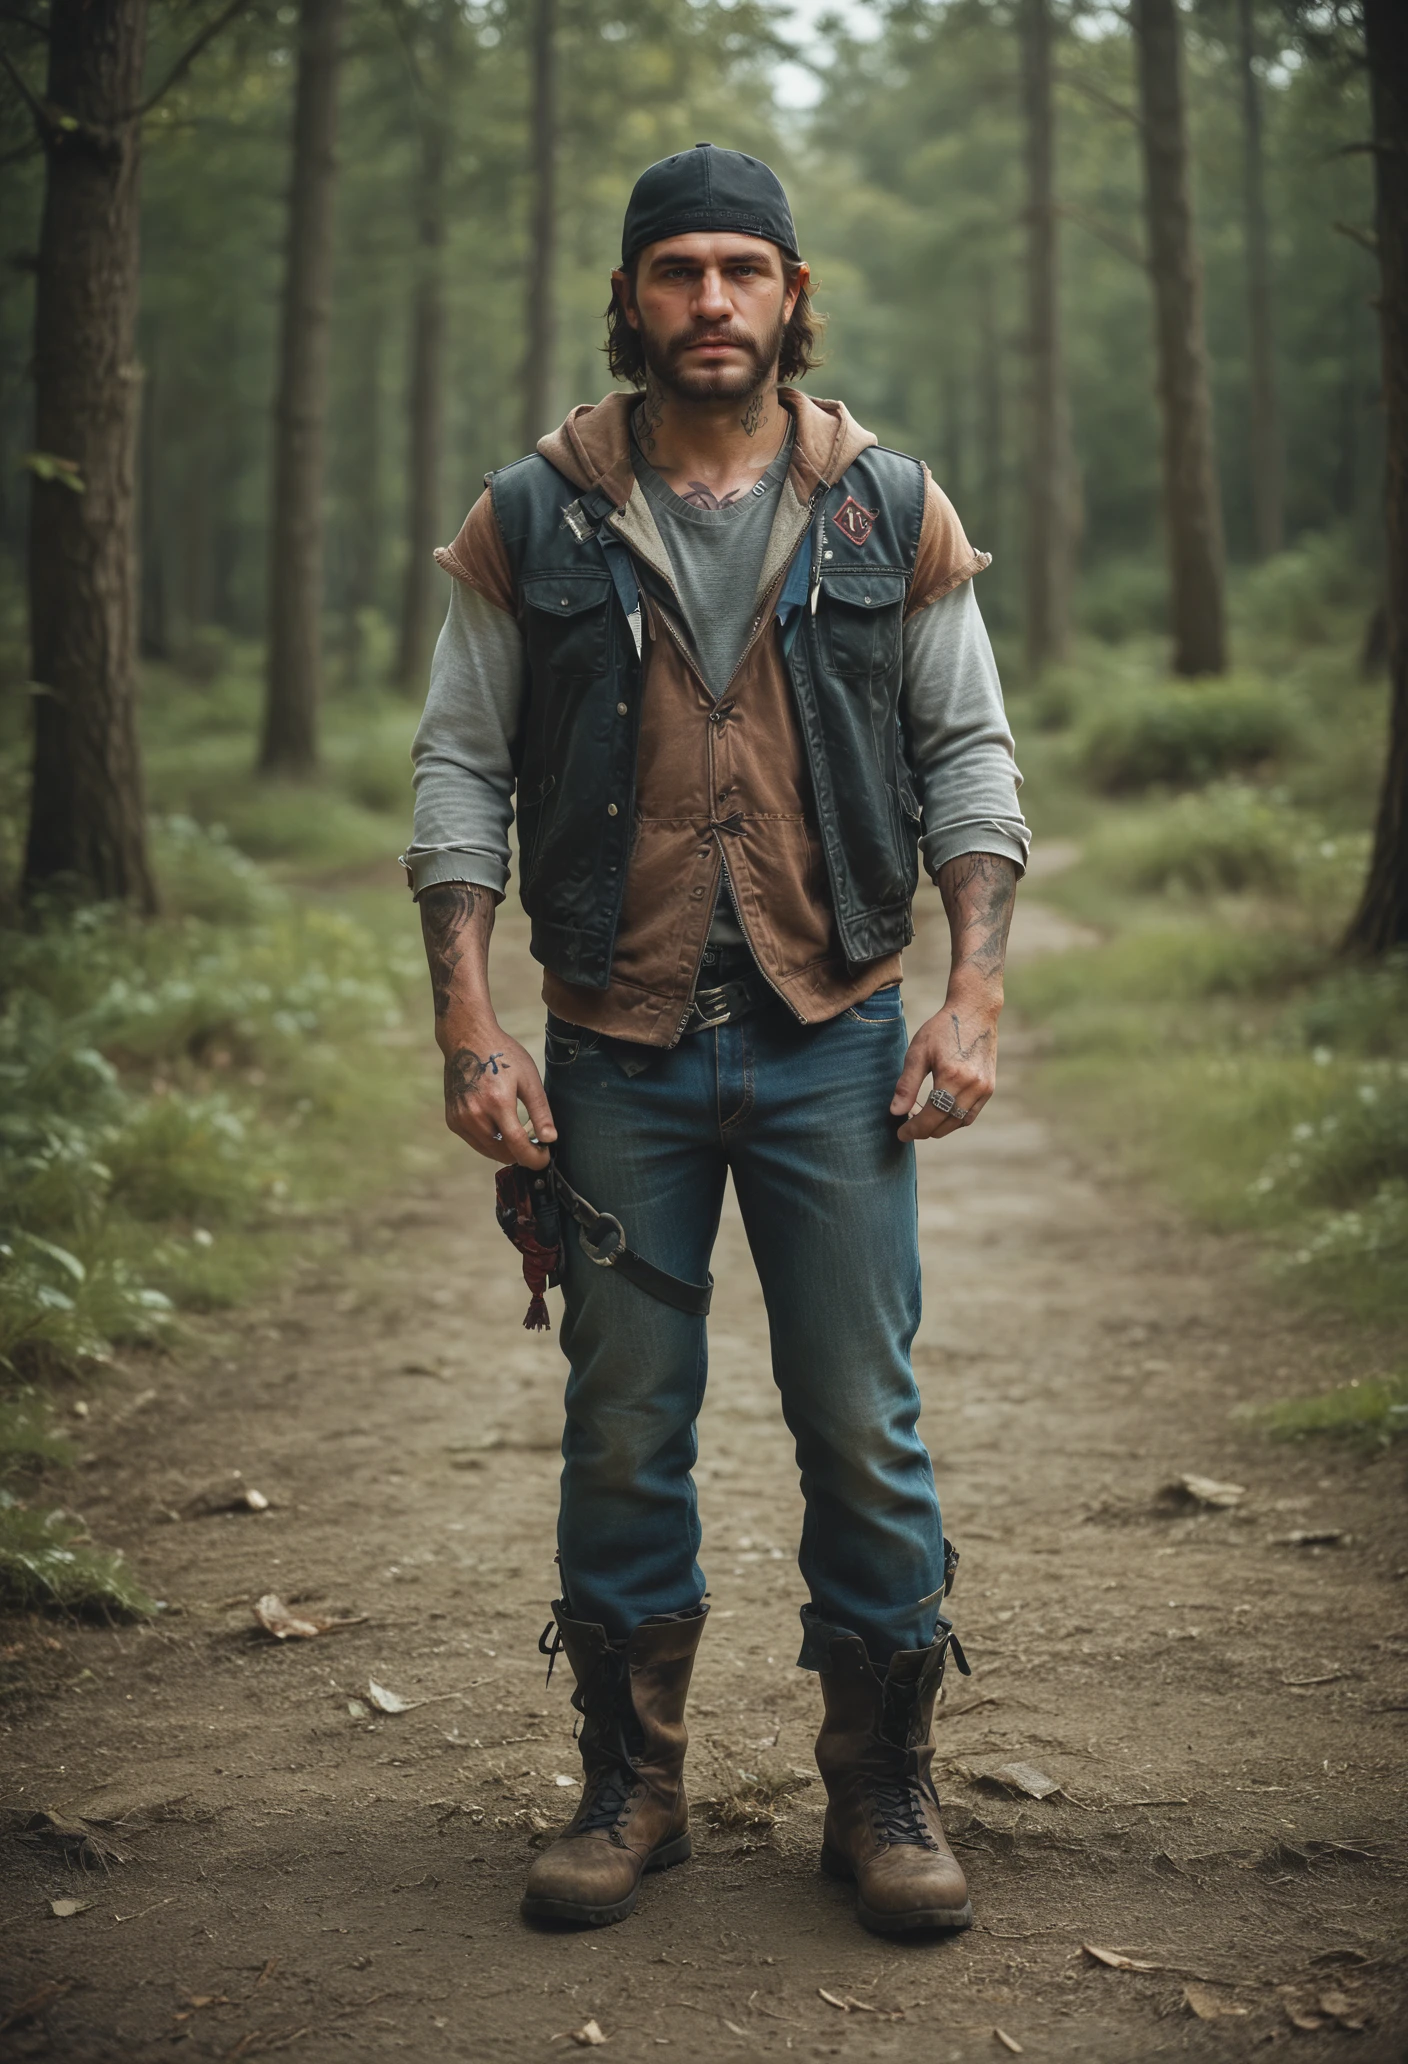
[403,145,1029,1936]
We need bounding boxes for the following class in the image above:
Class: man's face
[613,233,806,401]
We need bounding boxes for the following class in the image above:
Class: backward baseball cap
[621,143,800,267]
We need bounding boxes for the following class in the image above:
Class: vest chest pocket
[522,572,613,685]
[818,571,905,683]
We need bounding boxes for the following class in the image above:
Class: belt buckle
[690,983,732,1031]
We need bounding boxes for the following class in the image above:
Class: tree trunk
[22,0,157,911]
[1344,0,1408,956]
[258,0,345,777]
[1132,0,1228,677]
[393,97,447,697]
[139,335,170,662]
[520,0,558,450]
[977,267,1004,559]
[1020,0,1070,675]
[341,291,383,689]
[1235,0,1282,560]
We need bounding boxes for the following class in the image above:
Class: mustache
[668,326,761,358]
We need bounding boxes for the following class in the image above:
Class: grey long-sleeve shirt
[403,573,1030,902]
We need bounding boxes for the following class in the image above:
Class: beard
[638,304,789,402]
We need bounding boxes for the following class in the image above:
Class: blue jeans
[546,975,947,1670]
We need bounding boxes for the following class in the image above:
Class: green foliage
[1075,678,1297,793]
[1252,1371,1408,1446]
[0,1491,154,1617]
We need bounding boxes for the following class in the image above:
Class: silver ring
[928,1087,957,1115]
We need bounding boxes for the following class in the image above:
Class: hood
[536,388,878,511]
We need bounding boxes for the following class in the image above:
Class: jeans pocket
[844,982,904,1024]
[545,1015,600,1070]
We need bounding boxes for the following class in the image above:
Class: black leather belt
[681,959,780,1034]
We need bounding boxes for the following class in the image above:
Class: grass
[1251,1371,1408,1447]
[1008,530,1407,1332]
[0,625,443,1613]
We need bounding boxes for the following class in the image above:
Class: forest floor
[1,871,1405,2063]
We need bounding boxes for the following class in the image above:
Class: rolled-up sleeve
[901,578,1031,881]
[399,581,525,899]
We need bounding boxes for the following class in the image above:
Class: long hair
[604,263,825,388]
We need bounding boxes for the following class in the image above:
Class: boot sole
[820,1843,974,1935]
[520,1831,692,1928]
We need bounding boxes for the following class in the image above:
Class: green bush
[1110,784,1301,895]
[1296,952,1408,1058]
[0,1490,154,1616]
[1076,678,1297,793]
[1253,1073,1408,1211]
[1253,1368,1408,1444]
[1077,557,1169,643]
[1233,529,1379,652]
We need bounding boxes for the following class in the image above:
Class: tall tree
[1234,0,1282,558]
[259,0,346,776]
[341,287,384,688]
[1132,0,1227,675]
[393,8,452,698]
[521,0,558,450]
[1344,0,1408,955]
[19,0,157,910]
[1019,0,1070,674]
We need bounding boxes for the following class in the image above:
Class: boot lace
[867,1764,940,1850]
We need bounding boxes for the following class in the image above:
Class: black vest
[490,444,927,990]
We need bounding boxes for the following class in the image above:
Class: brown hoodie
[436,388,988,1047]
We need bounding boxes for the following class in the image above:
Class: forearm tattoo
[938,853,1018,982]
[445,1045,504,1102]
[419,882,486,1018]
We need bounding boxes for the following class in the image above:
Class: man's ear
[782,262,810,325]
[610,268,641,334]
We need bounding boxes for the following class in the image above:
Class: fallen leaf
[49,1897,94,1917]
[980,1763,1061,1800]
[252,1594,367,1640]
[1082,1944,1162,1972]
[724,2022,747,2037]
[1165,1473,1246,1509]
[1184,1983,1249,2020]
[570,2022,607,2048]
[552,1772,578,1787]
[1276,1529,1348,1548]
[347,1699,370,1719]
[15,1809,128,1870]
[994,2032,1024,2056]
[1318,1989,1366,2031]
[367,1679,417,1715]
[0,1980,71,2034]
[182,1474,271,1518]
[1287,2008,1325,2033]
[819,1989,849,2011]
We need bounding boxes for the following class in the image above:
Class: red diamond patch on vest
[832,496,878,548]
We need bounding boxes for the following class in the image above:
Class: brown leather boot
[521,1603,706,1927]
[814,1623,973,1935]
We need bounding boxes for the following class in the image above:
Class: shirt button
[690,886,705,901]
[617,702,628,716]
[607,803,618,817]
[863,594,871,604]
[559,596,570,607]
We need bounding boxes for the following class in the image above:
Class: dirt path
[2,889,1405,2062]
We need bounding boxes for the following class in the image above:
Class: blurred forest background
[0,0,1404,1609]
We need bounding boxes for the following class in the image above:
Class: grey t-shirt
[630,427,795,696]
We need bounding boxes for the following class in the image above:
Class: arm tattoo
[938,852,1018,981]
[445,1045,504,1102]
[419,882,486,1019]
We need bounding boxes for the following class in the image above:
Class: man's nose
[692,268,732,319]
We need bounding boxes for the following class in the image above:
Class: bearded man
[403,145,1029,1936]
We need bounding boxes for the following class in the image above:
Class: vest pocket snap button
[607,803,618,817]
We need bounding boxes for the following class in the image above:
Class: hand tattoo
[938,853,1017,981]
[445,1046,504,1102]
[419,882,484,1018]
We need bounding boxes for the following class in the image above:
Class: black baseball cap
[621,143,800,267]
